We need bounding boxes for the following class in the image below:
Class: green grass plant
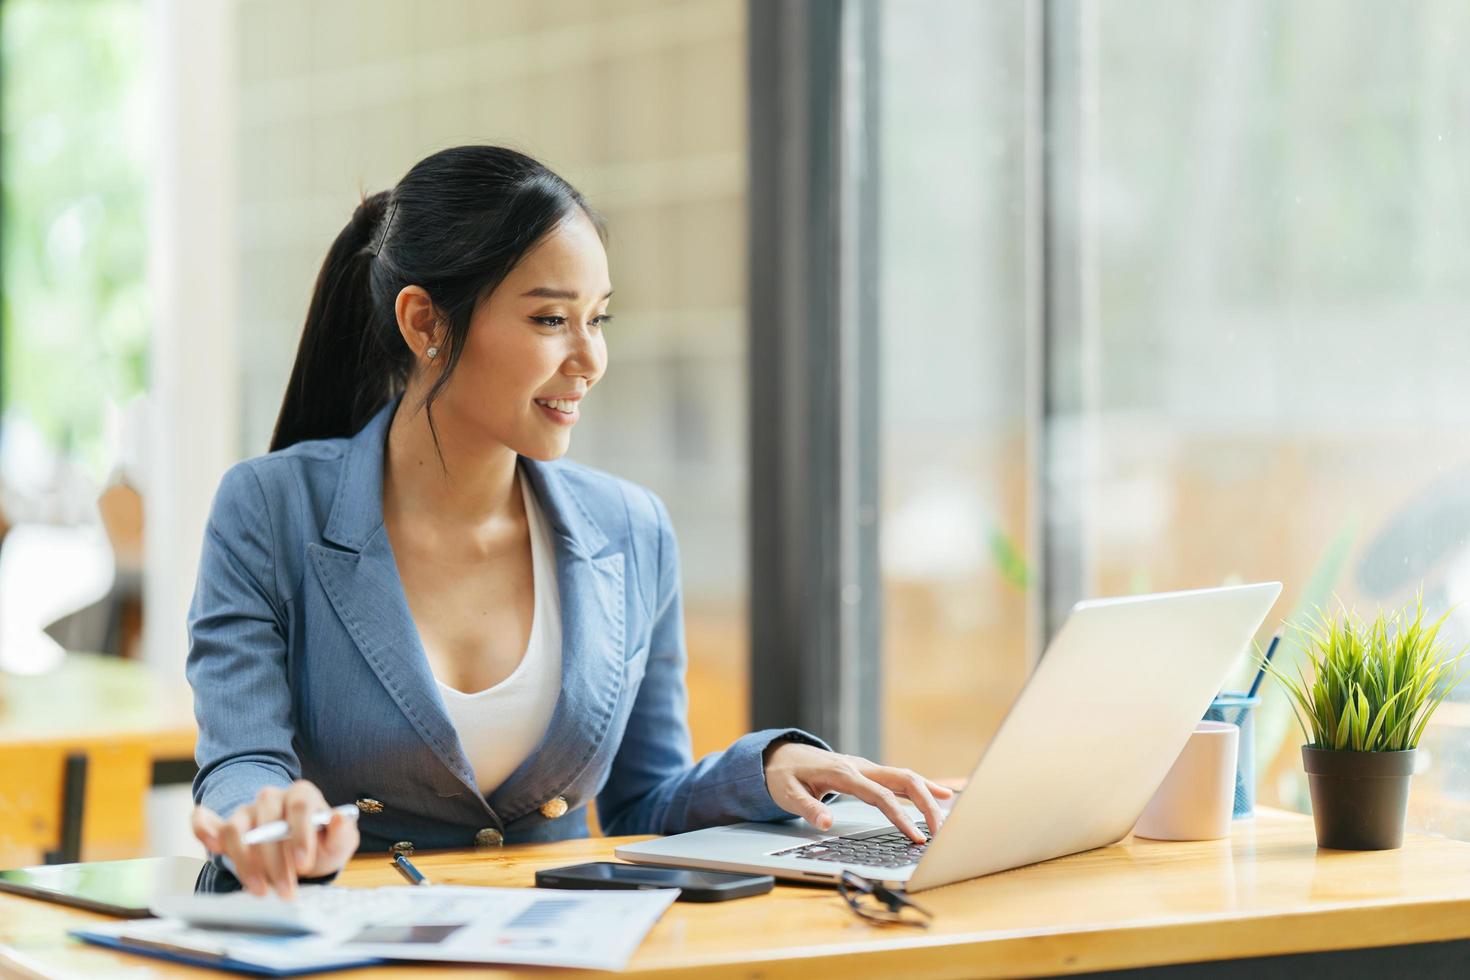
[1262,595,1470,753]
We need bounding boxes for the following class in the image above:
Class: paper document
[76,885,679,972]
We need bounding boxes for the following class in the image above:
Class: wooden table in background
[0,653,196,866]
[0,653,195,768]
[4,808,1470,977]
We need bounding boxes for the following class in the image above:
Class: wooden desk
[5,808,1470,977]
[0,653,196,768]
[0,654,196,865]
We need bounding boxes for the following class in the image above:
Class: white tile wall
[233,0,748,598]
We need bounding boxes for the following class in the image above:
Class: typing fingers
[191,806,225,854]
[222,809,266,896]
[252,788,297,900]
[925,778,957,798]
[317,809,361,877]
[776,775,835,833]
[830,769,925,844]
[284,782,325,876]
[864,764,945,838]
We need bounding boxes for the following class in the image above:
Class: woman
[187,146,951,897]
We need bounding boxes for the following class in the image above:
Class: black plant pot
[1301,746,1416,850]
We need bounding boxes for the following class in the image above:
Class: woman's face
[430,210,611,462]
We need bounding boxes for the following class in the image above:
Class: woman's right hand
[191,780,359,898]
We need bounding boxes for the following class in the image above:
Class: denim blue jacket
[186,396,828,852]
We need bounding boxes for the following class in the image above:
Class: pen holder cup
[1205,691,1262,818]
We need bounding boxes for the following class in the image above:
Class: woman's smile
[533,392,583,425]
[534,398,579,424]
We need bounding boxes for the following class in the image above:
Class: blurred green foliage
[1,0,148,479]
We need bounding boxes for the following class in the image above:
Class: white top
[435,468,563,795]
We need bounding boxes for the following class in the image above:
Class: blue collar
[310,393,627,827]
[321,394,609,557]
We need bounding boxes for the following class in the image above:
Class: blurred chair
[0,740,150,868]
[42,479,145,659]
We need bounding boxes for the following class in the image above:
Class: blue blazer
[187,395,827,853]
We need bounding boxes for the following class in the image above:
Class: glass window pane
[1,0,149,484]
[234,0,749,759]
[1085,0,1470,831]
[877,0,1032,779]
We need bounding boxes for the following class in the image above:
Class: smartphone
[534,862,773,902]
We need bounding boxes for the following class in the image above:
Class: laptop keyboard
[771,822,931,869]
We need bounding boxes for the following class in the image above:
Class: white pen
[241,803,360,846]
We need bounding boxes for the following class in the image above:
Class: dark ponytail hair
[269,145,606,453]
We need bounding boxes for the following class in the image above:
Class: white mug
[1133,721,1240,841]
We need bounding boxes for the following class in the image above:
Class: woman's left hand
[763,741,954,844]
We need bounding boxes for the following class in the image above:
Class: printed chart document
[75,885,679,973]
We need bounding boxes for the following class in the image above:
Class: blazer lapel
[488,458,627,823]
[309,398,630,821]
[310,399,484,804]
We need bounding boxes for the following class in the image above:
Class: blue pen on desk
[1246,633,1281,700]
[393,852,431,887]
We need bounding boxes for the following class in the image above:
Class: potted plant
[1262,595,1468,850]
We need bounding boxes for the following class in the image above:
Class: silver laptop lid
[906,582,1280,891]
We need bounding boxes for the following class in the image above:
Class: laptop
[617,582,1281,893]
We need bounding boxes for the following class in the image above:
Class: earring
[426,346,439,359]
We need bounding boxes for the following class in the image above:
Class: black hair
[269,145,606,454]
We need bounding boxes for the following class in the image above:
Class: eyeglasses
[837,870,933,928]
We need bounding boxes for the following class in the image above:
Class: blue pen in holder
[1204,691,1262,818]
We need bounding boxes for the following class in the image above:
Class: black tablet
[0,856,208,917]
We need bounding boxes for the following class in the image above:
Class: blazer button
[539,796,569,820]
[475,828,504,848]
[390,841,415,856]
[355,798,383,814]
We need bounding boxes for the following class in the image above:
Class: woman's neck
[382,392,521,534]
